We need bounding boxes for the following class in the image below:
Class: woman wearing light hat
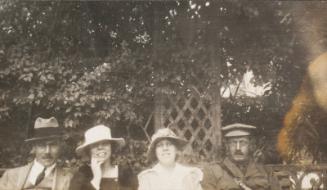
[69,125,137,190]
[138,128,203,190]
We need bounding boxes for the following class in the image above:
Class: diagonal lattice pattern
[158,86,219,159]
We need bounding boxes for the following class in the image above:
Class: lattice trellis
[154,86,221,160]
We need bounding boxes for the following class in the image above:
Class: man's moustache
[234,151,244,156]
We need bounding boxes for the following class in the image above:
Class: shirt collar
[28,160,57,185]
[103,165,119,178]
[34,160,57,176]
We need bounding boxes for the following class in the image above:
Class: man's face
[33,139,60,167]
[226,136,251,163]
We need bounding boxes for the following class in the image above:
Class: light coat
[0,162,73,190]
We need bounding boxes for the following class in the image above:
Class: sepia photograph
[0,0,327,189]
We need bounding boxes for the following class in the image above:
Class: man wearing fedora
[202,123,270,190]
[0,117,73,190]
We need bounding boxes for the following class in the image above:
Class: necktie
[35,167,46,186]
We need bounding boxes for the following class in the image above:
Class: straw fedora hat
[147,128,188,162]
[25,117,63,142]
[76,125,125,155]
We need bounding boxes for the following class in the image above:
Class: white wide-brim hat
[147,128,188,162]
[76,125,125,155]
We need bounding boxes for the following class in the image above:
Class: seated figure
[202,123,270,190]
[0,117,73,190]
[69,125,137,190]
[138,128,203,190]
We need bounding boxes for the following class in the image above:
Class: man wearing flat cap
[0,117,73,190]
[202,123,270,190]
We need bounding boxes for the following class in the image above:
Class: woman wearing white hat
[138,128,203,190]
[69,125,137,190]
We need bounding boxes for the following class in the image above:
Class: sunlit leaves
[0,1,306,138]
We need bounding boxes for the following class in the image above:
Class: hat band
[30,127,62,139]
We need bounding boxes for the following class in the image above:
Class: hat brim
[147,137,188,162]
[25,135,63,143]
[76,138,125,156]
[224,130,251,137]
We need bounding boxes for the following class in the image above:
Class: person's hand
[234,178,252,190]
[90,157,105,190]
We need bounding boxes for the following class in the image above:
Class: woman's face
[90,141,112,162]
[155,139,177,165]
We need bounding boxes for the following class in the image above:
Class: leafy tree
[0,0,315,167]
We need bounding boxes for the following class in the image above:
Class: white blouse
[138,163,203,190]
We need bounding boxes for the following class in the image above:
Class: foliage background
[0,0,325,170]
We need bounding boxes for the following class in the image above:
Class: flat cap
[222,123,256,137]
